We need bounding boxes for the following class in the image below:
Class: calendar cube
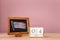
[29,27,44,37]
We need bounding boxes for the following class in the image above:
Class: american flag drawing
[14,22,26,29]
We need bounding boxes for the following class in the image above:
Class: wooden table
[0,33,60,40]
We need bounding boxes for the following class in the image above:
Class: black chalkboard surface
[10,19,27,32]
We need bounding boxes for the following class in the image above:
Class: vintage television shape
[8,17,30,36]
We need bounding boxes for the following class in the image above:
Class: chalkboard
[8,17,30,35]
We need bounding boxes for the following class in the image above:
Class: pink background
[0,0,60,33]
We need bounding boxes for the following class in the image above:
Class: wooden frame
[8,17,30,36]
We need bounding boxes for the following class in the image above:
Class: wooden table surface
[0,33,60,40]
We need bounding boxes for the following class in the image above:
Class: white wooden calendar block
[29,27,44,37]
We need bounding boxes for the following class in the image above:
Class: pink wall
[0,0,1,32]
[0,0,60,33]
